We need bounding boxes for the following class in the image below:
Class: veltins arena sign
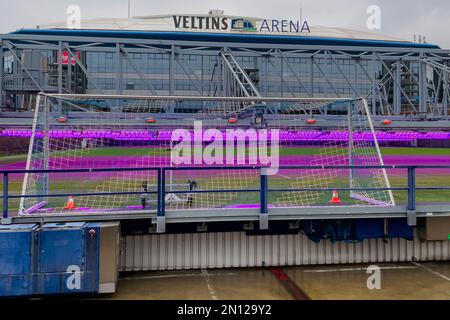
[173,16,311,34]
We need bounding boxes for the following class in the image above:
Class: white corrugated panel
[119,232,450,272]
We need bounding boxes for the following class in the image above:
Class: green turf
[2,147,450,164]
[0,154,28,165]
[380,147,450,156]
[71,146,450,157]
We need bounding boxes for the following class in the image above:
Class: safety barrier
[2,165,450,222]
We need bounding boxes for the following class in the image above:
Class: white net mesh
[19,94,395,216]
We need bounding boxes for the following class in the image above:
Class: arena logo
[172,15,311,34]
[170,121,280,175]
[259,19,310,33]
[173,16,229,31]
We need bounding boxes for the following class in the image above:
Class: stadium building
[0,9,449,117]
[1,10,450,298]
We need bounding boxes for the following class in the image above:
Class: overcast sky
[1,0,449,48]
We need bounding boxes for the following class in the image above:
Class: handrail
[2,164,450,175]
[2,165,450,220]
[40,92,360,102]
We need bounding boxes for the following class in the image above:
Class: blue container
[35,222,100,295]
[353,219,385,240]
[387,218,414,240]
[0,224,38,297]
[38,222,86,273]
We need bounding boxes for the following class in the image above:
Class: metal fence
[2,165,450,223]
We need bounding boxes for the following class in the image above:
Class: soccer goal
[19,93,395,215]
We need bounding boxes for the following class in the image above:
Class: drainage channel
[270,268,311,300]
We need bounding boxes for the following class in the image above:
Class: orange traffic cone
[64,196,76,210]
[329,190,342,204]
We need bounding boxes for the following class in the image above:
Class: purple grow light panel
[1,129,449,142]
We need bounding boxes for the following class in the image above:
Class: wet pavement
[98,262,450,300]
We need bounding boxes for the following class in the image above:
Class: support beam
[371,52,377,115]
[310,57,314,97]
[0,40,3,108]
[169,45,175,96]
[443,68,449,116]
[260,168,269,230]
[115,43,123,96]
[221,49,262,98]
[157,169,166,233]
[66,46,72,93]
[394,61,402,115]
[57,41,63,112]
[418,55,428,113]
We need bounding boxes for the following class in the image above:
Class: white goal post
[19,93,395,215]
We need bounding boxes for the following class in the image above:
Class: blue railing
[1,165,450,219]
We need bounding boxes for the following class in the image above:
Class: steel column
[394,61,402,115]
[371,52,377,115]
[310,57,314,97]
[169,45,175,96]
[3,173,8,219]
[65,42,72,94]
[115,43,123,95]
[57,41,63,111]
[0,40,3,108]
[157,168,166,233]
[419,56,428,113]
[407,166,417,226]
[407,167,416,211]
[280,55,284,97]
[43,97,50,200]
[348,103,354,196]
[443,68,448,116]
[260,168,269,230]
[354,59,358,97]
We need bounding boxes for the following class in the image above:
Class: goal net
[19,94,395,215]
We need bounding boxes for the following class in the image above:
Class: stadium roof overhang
[2,28,448,60]
[6,28,442,50]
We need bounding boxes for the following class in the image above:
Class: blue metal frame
[407,167,416,211]
[3,173,8,219]
[2,165,450,221]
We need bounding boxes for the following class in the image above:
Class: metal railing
[1,165,450,220]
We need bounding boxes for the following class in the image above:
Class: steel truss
[1,32,450,117]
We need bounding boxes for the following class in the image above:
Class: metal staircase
[216,49,265,116]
